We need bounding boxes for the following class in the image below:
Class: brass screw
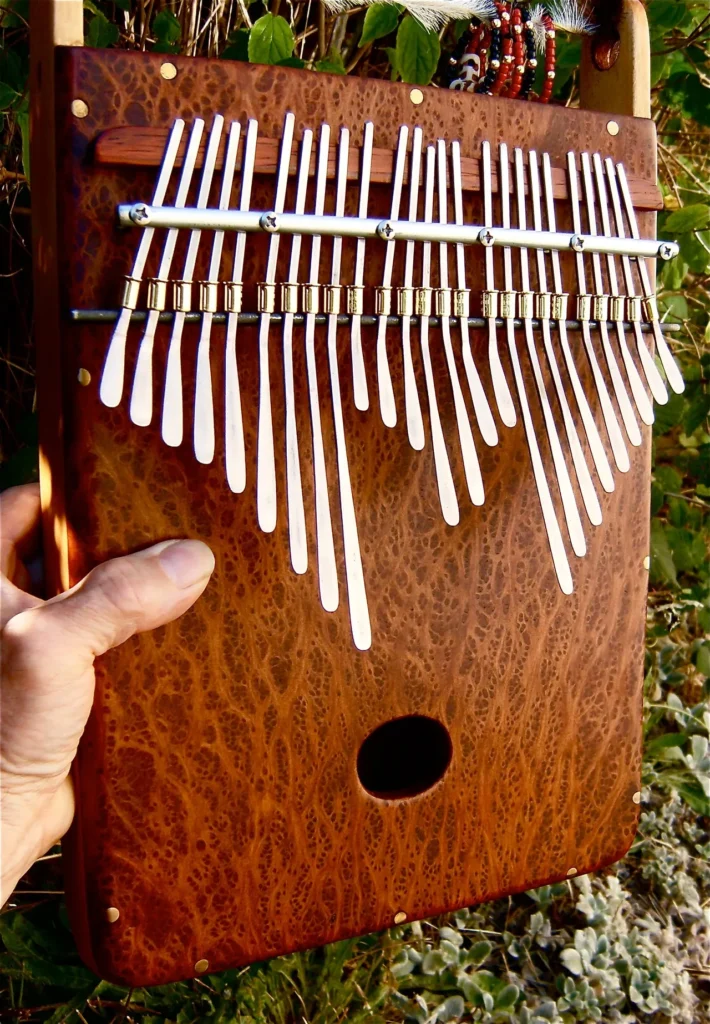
[606,120,620,137]
[160,62,178,80]
[632,791,642,805]
[643,555,650,571]
[71,99,89,118]
[194,958,209,974]
[409,88,424,105]
[566,867,578,878]
[105,907,120,924]
[77,368,91,386]
[393,911,407,925]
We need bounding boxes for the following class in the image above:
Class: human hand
[0,484,214,902]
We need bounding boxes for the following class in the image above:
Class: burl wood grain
[46,50,653,987]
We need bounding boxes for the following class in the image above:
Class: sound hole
[356,716,452,799]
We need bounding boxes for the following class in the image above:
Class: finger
[0,576,43,630]
[0,484,41,583]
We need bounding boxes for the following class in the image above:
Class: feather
[530,0,596,52]
[322,0,497,32]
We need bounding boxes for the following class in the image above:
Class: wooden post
[580,0,652,119]
[30,0,83,594]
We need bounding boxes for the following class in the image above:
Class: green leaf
[678,230,710,275]
[113,0,131,9]
[384,46,400,80]
[315,48,346,75]
[85,11,119,48]
[650,520,677,586]
[696,643,710,678]
[665,204,710,234]
[222,28,250,61]
[684,392,710,436]
[653,391,686,435]
[654,465,683,494]
[360,3,401,46]
[152,9,181,52]
[248,13,294,66]
[396,15,439,85]
[0,82,20,110]
[660,293,688,322]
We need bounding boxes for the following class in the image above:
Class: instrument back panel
[49,48,654,986]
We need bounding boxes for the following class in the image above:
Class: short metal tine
[305,123,339,613]
[514,148,586,555]
[437,139,484,506]
[528,149,601,526]
[420,145,459,527]
[328,127,371,651]
[483,141,517,427]
[375,125,408,428]
[257,111,295,534]
[100,117,185,409]
[192,119,240,463]
[130,117,205,428]
[451,140,498,447]
[350,121,373,411]
[499,142,573,593]
[542,152,614,492]
[225,118,258,494]
[576,151,642,447]
[281,128,313,575]
[616,160,684,395]
[401,126,425,450]
[567,151,630,471]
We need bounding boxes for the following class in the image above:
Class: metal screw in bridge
[658,242,675,261]
[377,220,396,241]
[130,203,150,225]
[479,228,495,246]
[261,212,279,232]
[570,234,585,252]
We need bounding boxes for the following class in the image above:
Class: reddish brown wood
[43,49,654,989]
[94,125,663,211]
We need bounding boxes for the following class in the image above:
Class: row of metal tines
[99,114,683,650]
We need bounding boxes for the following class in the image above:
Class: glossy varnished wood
[45,50,653,987]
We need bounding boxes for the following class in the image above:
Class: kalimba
[32,0,682,988]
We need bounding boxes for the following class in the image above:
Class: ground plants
[1,1,709,1021]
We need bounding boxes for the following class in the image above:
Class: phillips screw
[377,220,396,241]
[479,228,495,247]
[658,242,676,261]
[131,204,150,225]
[570,234,585,252]
[261,212,279,232]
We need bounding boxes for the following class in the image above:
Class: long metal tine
[281,128,313,576]
[482,140,516,427]
[420,145,459,527]
[350,121,373,411]
[615,162,684,395]
[192,120,241,463]
[451,141,498,447]
[575,151,642,447]
[305,124,338,613]
[437,139,484,506]
[528,149,602,526]
[497,142,573,593]
[401,127,426,450]
[130,117,206,427]
[601,155,668,406]
[375,125,408,428]
[541,152,615,491]
[100,118,185,409]
[327,127,371,651]
[225,118,258,494]
[566,151,631,471]
[257,111,295,534]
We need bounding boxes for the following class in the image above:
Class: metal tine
[615,162,684,395]
[437,139,484,506]
[257,111,296,534]
[401,127,426,451]
[350,121,373,411]
[590,153,656,424]
[305,123,338,613]
[527,150,602,526]
[225,118,258,494]
[451,141,498,447]
[129,117,206,427]
[566,152,631,471]
[577,149,651,425]
[375,125,408,428]
[496,142,573,593]
[420,145,459,527]
[100,118,185,409]
[601,155,668,406]
[541,153,615,492]
[327,126,371,651]
[574,151,642,447]
[482,141,517,427]
[192,120,241,463]
[513,148,586,557]
[281,128,313,576]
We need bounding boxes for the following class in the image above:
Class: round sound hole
[356,715,452,800]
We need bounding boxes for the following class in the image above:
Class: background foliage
[1,0,709,1020]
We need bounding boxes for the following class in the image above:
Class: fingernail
[155,540,215,589]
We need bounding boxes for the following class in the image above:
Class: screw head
[570,234,585,252]
[194,958,209,974]
[71,99,89,118]
[160,62,178,80]
[479,228,495,247]
[658,242,676,261]
[261,212,279,232]
[131,204,150,225]
[409,88,424,105]
[105,907,120,923]
[377,220,396,241]
[393,910,407,925]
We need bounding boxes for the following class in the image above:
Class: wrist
[1,778,74,903]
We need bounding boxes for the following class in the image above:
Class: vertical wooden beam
[30,0,83,594]
[580,0,651,118]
